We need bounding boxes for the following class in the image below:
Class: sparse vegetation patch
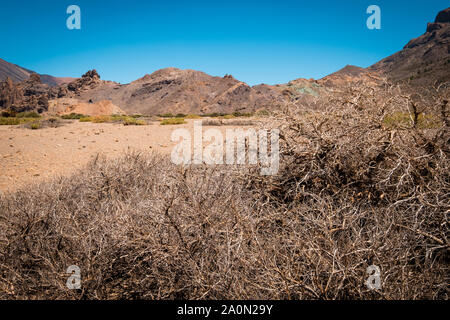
[61,113,87,120]
[160,118,187,125]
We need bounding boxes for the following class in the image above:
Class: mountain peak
[435,7,450,23]
[331,65,366,77]
[426,7,450,33]
[132,68,185,84]
[149,67,184,78]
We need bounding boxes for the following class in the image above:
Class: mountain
[370,7,450,85]
[2,7,449,115]
[54,68,286,115]
[0,58,74,87]
[61,65,379,116]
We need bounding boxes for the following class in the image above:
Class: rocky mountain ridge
[370,7,450,85]
[55,67,287,115]
[1,7,448,115]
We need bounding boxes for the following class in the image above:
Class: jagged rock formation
[0,77,22,111]
[0,74,49,113]
[65,70,102,94]
[370,7,450,85]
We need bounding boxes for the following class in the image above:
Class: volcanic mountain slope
[0,58,74,87]
[318,65,381,87]
[0,58,31,83]
[274,65,383,108]
[66,66,372,116]
[59,65,384,115]
[62,68,286,115]
[277,8,450,96]
[370,7,450,85]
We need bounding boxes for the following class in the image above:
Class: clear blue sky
[0,0,448,85]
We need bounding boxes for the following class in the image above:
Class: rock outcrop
[0,74,49,113]
[65,70,102,94]
[426,8,450,33]
[435,7,450,23]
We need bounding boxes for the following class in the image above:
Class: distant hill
[58,68,286,115]
[370,7,450,85]
[0,58,74,87]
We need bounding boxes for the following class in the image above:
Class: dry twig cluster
[0,82,448,299]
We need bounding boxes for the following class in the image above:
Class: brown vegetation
[0,82,448,300]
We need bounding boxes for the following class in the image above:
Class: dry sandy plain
[0,119,259,193]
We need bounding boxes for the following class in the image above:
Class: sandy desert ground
[0,119,253,193]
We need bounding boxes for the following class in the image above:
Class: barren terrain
[0,7,448,301]
[0,119,251,193]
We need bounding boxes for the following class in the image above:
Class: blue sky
[0,0,448,85]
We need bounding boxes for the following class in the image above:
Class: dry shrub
[0,82,448,300]
[202,119,256,126]
[0,153,260,299]
[122,117,147,126]
[248,82,449,299]
[23,117,64,130]
[160,118,186,125]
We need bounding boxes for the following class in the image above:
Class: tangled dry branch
[0,82,448,300]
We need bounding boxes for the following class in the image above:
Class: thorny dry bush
[0,83,448,300]
[250,82,449,299]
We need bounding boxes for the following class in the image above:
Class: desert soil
[0,119,252,193]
